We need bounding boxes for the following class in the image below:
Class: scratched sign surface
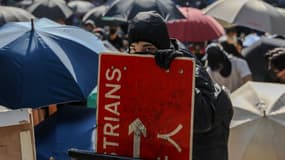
[96,53,194,160]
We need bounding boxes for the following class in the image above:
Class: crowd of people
[80,10,285,160]
[79,14,285,93]
[32,4,285,160]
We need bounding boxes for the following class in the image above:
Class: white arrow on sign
[128,118,147,158]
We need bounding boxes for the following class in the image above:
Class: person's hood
[128,11,170,49]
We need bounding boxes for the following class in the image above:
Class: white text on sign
[102,67,122,155]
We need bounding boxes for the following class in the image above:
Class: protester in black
[128,11,233,160]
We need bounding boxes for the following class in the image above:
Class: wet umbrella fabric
[103,0,185,22]
[82,5,126,27]
[27,0,73,21]
[242,37,285,82]
[35,105,96,160]
[0,18,106,109]
[0,6,35,25]
[167,7,224,42]
[230,81,285,160]
[68,0,95,15]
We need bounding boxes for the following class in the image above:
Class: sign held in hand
[96,53,195,160]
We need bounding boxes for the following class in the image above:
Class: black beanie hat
[128,11,170,49]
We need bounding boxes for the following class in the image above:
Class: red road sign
[96,53,195,160]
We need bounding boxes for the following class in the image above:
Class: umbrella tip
[31,18,34,31]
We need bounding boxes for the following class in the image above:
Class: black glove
[154,49,183,69]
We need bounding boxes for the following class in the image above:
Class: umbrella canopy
[5,0,33,8]
[82,5,126,27]
[68,0,95,15]
[27,0,73,21]
[229,81,285,160]
[167,7,224,42]
[277,7,285,16]
[203,0,285,35]
[0,18,106,109]
[0,6,35,26]
[35,105,96,160]
[103,0,185,22]
[242,37,285,82]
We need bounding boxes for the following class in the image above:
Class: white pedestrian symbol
[157,124,183,152]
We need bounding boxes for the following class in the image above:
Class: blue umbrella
[34,105,96,160]
[0,18,106,109]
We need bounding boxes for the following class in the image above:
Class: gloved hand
[154,49,183,69]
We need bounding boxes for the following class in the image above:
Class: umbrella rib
[231,2,245,24]
[37,31,79,81]
[42,26,106,54]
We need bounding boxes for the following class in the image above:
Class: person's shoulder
[170,39,195,57]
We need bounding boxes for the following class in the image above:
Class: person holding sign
[127,11,233,160]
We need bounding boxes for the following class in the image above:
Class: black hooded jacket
[169,39,233,160]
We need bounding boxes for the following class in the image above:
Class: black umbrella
[26,0,73,22]
[82,5,126,27]
[0,6,35,25]
[5,0,33,8]
[103,0,185,22]
[242,37,285,82]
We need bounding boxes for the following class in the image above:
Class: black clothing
[156,39,233,160]
[193,86,233,160]
[108,34,124,51]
